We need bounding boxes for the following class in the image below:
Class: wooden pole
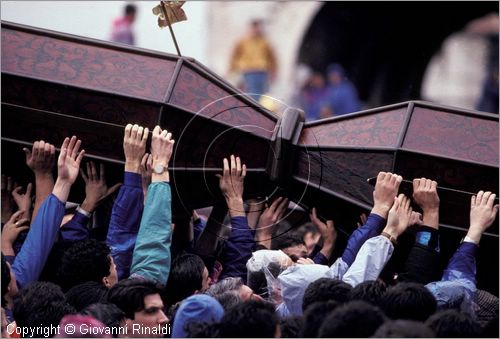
[159,1,182,56]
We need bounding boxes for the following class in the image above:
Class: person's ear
[102,276,111,288]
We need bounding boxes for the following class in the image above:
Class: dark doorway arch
[298,2,499,107]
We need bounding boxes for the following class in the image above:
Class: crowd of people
[1,122,499,338]
[298,63,362,121]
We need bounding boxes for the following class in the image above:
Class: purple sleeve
[219,216,255,283]
[341,213,386,266]
[106,172,144,280]
[443,242,477,284]
[313,252,328,265]
[192,218,206,247]
[12,194,65,288]
[59,211,90,242]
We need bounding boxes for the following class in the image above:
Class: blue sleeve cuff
[313,252,328,265]
[459,242,478,256]
[124,172,142,188]
[4,255,15,266]
[72,211,90,225]
[367,213,386,226]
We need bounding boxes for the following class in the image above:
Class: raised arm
[425,191,498,309]
[60,161,120,242]
[445,191,498,282]
[217,155,255,282]
[23,140,56,222]
[329,172,402,279]
[342,194,412,287]
[107,124,149,280]
[130,125,174,285]
[398,178,442,284]
[309,207,337,264]
[255,197,288,250]
[12,136,84,288]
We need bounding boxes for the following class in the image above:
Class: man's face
[105,256,118,288]
[239,284,264,302]
[130,294,168,338]
[282,244,308,262]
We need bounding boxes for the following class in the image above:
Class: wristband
[461,235,479,245]
[381,232,398,245]
[76,206,92,218]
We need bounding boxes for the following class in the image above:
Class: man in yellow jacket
[229,19,277,101]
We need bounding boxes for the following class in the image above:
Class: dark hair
[280,316,303,338]
[211,290,242,311]
[247,261,282,299]
[271,232,305,251]
[379,282,437,321]
[302,278,352,312]
[1,254,11,308]
[65,281,108,311]
[318,300,386,338]
[219,300,278,338]
[58,239,112,291]
[186,322,220,338]
[294,222,320,238]
[301,301,339,338]
[426,309,481,337]
[106,278,163,320]
[13,282,76,336]
[125,4,136,16]
[39,241,75,285]
[349,280,387,305]
[373,319,436,337]
[482,315,499,338]
[82,303,126,337]
[166,254,206,305]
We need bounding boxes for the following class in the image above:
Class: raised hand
[409,211,424,227]
[255,197,288,248]
[150,125,175,182]
[80,161,121,212]
[11,183,33,220]
[467,191,499,243]
[216,155,246,217]
[52,136,85,202]
[1,175,15,223]
[372,172,403,219]
[382,194,413,244]
[1,210,30,256]
[310,207,337,257]
[257,197,289,230]
[413,178,440,229]
[123,124,149,173]
[23,140,56,175]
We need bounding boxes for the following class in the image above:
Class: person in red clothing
[110,4,137,45]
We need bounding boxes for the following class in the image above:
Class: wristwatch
[153,164,168,174]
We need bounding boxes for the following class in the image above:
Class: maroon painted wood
[2,21,498,235]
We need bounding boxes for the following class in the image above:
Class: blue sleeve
[341,213,386,266]
[192,217,206,247]
[59,211,90,242]
[12,194,64,289]
[443,242,477,284]
[313,252,328,265]
[219,216,255,283]
[130,182,172,285]
[106,172,144,280]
